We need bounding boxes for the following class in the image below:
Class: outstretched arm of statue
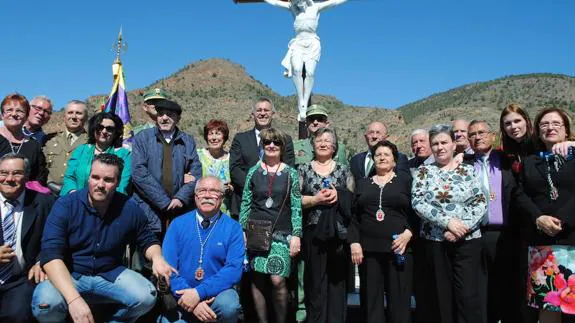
[263,0,291,9]
[316,0,348,11]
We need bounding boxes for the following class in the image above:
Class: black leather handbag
[246,172,290,252]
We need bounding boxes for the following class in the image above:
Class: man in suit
[229,97,295,218]
[350,121,409,180]
[43,100,88,195]
[467,120,538,323]
[23,95,53,145]
[0,153,54,322]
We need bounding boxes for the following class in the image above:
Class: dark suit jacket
[229,128,295,216]
[350,150,409,180]
[13,189,55,277]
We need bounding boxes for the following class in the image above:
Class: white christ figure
[263,0,348,121]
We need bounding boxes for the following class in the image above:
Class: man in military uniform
[133,88,168,135]
[294,104,348,166]
[43,100,88,195]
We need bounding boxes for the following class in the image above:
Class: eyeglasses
[196,188,223,197]
[96,125,116,132]
[0,170,25,179]
[2,108,26,116]
[469,130,490,139]
[263,139,282,146]
[539,122,564,130]
[31,104,52,116]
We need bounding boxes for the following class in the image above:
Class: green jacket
[293,139,348,166]
[60,144,132,196]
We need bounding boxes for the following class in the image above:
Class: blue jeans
[32,269,156,323]
[158,288,240,323]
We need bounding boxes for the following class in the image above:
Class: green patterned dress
[240,161,302,277]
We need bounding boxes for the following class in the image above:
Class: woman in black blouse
[348,140,417,323]
[299,127,353,323]
[0,93,47,184]
[520,107,575,322]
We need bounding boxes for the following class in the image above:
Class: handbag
[246,170,291,252]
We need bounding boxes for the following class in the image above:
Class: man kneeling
[160,175,244,323]
[32,153,176,322]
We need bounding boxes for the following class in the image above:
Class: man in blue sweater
[161,175,244,323]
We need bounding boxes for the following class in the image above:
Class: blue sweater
[163,210,244,301]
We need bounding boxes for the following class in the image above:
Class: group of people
[0,88,574,323]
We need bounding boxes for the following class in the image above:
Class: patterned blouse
[297,162,351,227]
[197,148,231,213]
[411,163,486,242]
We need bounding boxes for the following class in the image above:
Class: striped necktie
[0,200,17,285]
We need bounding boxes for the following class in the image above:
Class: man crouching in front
[159,175,244,323]
[32,153,176,323]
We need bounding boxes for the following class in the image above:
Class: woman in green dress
[240,127,302,323]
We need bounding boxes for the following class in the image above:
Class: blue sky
[1,1,574,110]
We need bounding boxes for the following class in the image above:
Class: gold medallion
[195,267,204,281]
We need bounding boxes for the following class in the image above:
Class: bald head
[452,119,471,153]
[364,121,388,149]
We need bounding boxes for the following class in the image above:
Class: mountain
[399,73,575,130]
[45,59,575,155]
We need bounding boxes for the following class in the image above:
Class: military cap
[306,104,328,118]
[143,88,168,102]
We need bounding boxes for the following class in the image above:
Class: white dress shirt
[0,191,26,275]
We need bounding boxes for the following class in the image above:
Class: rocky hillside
[45,59,575,155]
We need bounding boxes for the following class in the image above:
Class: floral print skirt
[527,245,575,314]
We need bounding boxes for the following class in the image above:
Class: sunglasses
[263,139,282,146]
[96,125,116,132]
[306,115,327,123]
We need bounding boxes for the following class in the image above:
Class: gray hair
[311,127,338,159]
[195,175,226,194]
[0,153,31,177]
[31,95,53,110]
[410,128,428,140]
[252,97,275,113]
[428,124,455,142]
[65,100,89,115]
[469,119,492,132]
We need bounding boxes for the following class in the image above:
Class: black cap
[154,99,182,114]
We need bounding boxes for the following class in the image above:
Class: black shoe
[156,276,178,312]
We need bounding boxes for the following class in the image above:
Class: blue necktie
[0,200,17,285]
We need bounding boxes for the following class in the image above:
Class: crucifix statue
[261,0,349,121]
